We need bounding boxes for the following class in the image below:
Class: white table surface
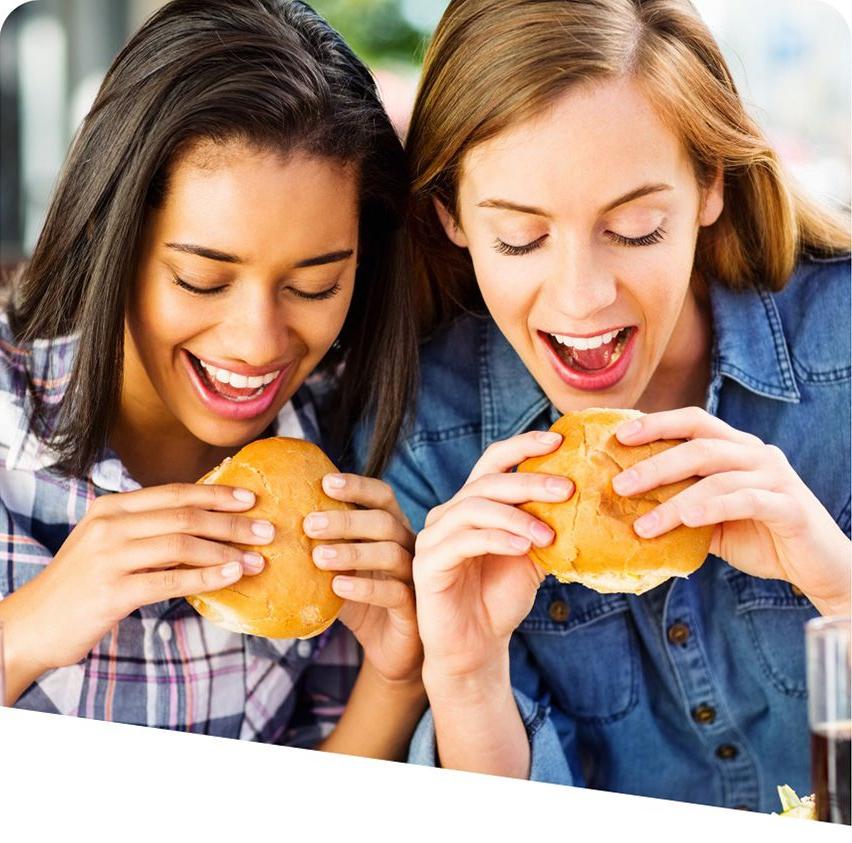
[0,705,846,842]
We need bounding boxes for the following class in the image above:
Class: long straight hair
[406,0,850,332]
[7,0,416,478]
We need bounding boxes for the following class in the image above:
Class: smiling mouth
[186,351,282,402]
[544,327,636,372]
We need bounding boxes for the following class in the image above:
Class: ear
[699,165,724,227]
[432,197,469,248]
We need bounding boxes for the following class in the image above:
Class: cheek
[470,249,541,333]
[130,283,209,365]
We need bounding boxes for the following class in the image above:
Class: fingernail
[618,420,642,439]
[544,476,572,498]
[509,534,532,552]
[612,469,638,495]
[221,562,242,580]
[251,520,275,540]
[324,474,346,490]
[332,576,354,595]
[634,511,659,537]
[242,552,264,572]
[530,521,555,546]
[536,431,562,445]
[304,514,329,534]
[232,488,255,504]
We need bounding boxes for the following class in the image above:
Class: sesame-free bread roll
[186,437,352,638]
[518,408,713,594]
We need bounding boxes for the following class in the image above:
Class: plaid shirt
[0,312,361,743]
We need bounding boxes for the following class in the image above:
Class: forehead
[155,141,359,255]
[460,75,694,208]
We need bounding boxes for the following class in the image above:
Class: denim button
[692,704,716,725]
[667,622,691,645]
[548,600,570,623]
[716,743,738,760]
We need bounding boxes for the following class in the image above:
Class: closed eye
[493,234,548,256]
[288,283,341,301]
[606,227,666,247]
[172,275,227,296]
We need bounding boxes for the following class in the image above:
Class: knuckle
[764,444,788,467]
[161,569,180,594]
[165,483,189,507]
[85,515,109,542]
[687,406,706,426]
[173,507,197,532]
[166,532,191,560]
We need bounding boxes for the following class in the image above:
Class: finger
[97,482,257,516]
[417,496,553,552]
[467,430,563,483]
[611,438,761,497]
[115,508,276,546]
[632,471,780,538]
[303,508,413,550]
[681,488,800,532]
[425,472,572,529]
[126,559,246,608]
[451,472,574,507]
[121,534,266,575]
[414,528,533,578]
[331,575,414,611]
[615,407,762,449]
[313,542,412,582]
[321,474,409,527]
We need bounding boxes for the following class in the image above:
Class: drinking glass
[806,616,852,824]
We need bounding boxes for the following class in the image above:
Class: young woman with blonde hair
[362,0,851,809]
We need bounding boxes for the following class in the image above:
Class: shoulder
[774,253,850,382]
[406,313,485,446]
[0,310,77,460]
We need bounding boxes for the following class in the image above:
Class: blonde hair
[406,0,850,331]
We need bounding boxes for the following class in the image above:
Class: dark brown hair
[406,0,850,332]
[7,0,415,477]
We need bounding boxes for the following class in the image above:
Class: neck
[635,279,713,414]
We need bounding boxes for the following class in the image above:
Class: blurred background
[0,0,849,268]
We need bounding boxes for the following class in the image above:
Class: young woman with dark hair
[0,0,424,756]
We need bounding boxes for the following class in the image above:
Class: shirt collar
[478,279,800,448]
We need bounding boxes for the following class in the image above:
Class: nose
[545,236,617,322]
[220,286,292,367]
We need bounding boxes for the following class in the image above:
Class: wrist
[360,657,425,699]
[422,649,511,706]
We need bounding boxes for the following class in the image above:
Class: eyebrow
[165,242,354,268]
[476,183,674,218]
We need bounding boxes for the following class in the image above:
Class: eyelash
[493,227,666,256]
[172,276,341,301]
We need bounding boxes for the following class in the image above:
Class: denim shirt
[358,255,851,811]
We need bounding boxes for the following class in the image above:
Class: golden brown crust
[186,438,352,638]
[519,408,713,594]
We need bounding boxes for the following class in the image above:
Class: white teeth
[550,328,621,350]
[196,357,281,390]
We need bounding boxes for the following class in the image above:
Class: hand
[413,431,573,685]
[6,483,270,674]
[613,407,852,615]
[305,474,421,685]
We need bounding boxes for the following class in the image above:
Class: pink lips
[540,328,638,392]
[182,350,291,421]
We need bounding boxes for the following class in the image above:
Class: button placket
[662,580,760,810]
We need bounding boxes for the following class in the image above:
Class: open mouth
[539,326,638,392]
[186,351,281,402]
[182,349,290,421]
[545,327,635,372]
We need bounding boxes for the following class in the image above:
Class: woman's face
[437,76,723,413]
[125,140,358,448]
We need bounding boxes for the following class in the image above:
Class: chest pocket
[724,569,817,697]
[517,579,639,723]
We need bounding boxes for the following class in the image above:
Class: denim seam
[789,354,851,383]
[743,611,808,698]
[758,290,798,392]
[406,422,482,449]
